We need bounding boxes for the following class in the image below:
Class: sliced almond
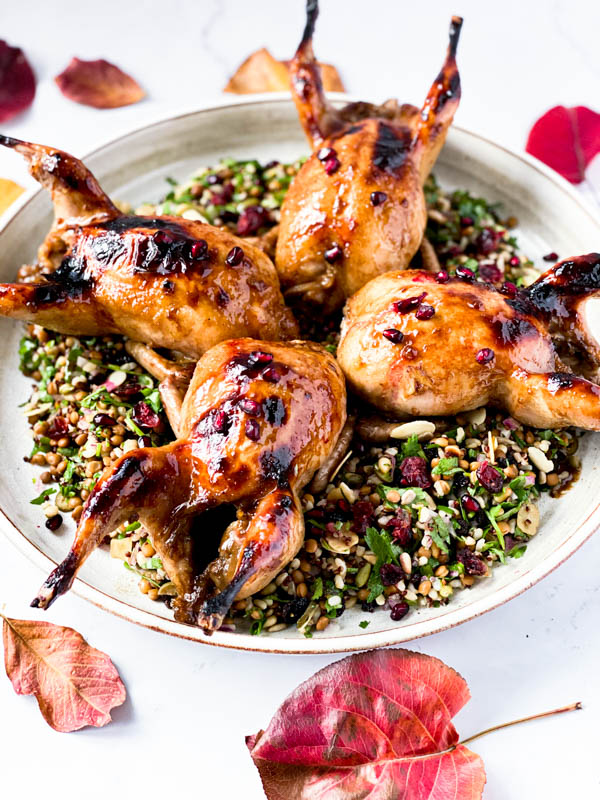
[517,502,540,536]
[390,420,436,439]
[527,446,554,473]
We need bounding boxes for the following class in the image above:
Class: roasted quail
[275,0,462,311]
[0,135,297,357]
[337,256,600,430]
[32,338,347,633]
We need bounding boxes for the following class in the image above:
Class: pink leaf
[3,616,126,732]
[55,58,145,109]
[247,648,486,799]
[526,105,600,184]
[0,41,36,123]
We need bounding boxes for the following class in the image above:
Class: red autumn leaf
[55,58,145,109]
[2,616,126,732]
[246,648,486,800]
[0,40,36,123]
[526,105,600,184]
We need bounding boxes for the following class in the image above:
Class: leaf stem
[459,702,582,748]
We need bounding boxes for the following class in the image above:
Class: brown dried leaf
[224,48,344,94]
[3,616,126,732]
[55,58,145,109]
[0,177,24,215]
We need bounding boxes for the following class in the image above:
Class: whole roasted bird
[0,135,298,357]
[337,256,600,430]
[275,0,463,311]
[32,338,347,633]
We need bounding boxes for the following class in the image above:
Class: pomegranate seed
[323,156,341,175]
[190,240,208,259]
[435,270,449,283]
[509,256,520,267]
[543,252,559,262]
[370,191,388,206]
[261,366,281,383]
[153,229,174,245]
[415,304,435,320]
[206,174,221,185]
[476,347,495,364]
[245,418,260,441]
[461,495,480,513]
[476,227,502,255]
[249,351,273,364]
[226,246,244,266]
[393,292,427,313]
[500,281,517,297]
[324,244,343,263]
[461,216,474,226]
[317,147,336,162]
[382,328,404,343]
[455,266,475,282]
[45,514,63,532]
[390,602,409,621]
[213,410,229,433]
[239,398,261,416]
[92,413,115,427]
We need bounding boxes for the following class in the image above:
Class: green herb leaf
[30,487,57,505]
[431,457,461,476]
[401,435,425,460]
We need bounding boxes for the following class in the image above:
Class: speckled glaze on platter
[1,95,600,653]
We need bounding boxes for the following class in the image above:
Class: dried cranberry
[382,328,404,343]
[380,563,405,586]
[461,494,480,513]
[390,602,409,621]
[435,270,449,283]
[137,436,152,448]
[500,281,517,297]
[351,500,374,534]
[280,597,310,624]
[261,366,281,383]
[317,147,336,162]
[461,216,474,226]
[455,265,476,282]
[239,398,261,416]
[415,303,435,320]
[225,246,244,266]
[370,191,388,206]
[190,240,208,259]
[476,460,504,493]
[48,416,70,436]
[113,382,142,398]
[131,401,161,431]
[324,244,343,263]
[393,292,427,313]
[479,262,502,283]
[543,252,559,262]
[92,413,115,428]
[399,456,432,488]
[236,205,268,236]
[388,509,412,547]
[45,514,63,532]
[475,348,495,365]
[456,547,488,576]
[476,227,502,255]
[245,418,260,441]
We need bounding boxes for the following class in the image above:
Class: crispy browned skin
[275,1,462,312]
[337,256,600,429]
[32,339,347,634]
[0,136,297,356]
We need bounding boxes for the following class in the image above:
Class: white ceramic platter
[1,96,600,653]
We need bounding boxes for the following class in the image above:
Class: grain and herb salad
[18,158,581,636]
